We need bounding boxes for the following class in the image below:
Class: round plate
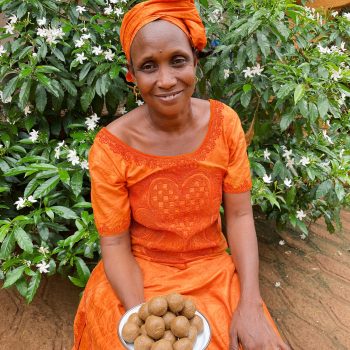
[118,304,211,349]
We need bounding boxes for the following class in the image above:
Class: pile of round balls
[121,293,205,350]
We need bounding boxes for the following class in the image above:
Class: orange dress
[73,100,277,349]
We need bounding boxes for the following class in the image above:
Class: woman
[73,1,290,349]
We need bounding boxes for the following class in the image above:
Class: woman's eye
[173,57,186,65]
[141,63,156,71]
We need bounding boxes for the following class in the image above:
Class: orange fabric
[120,0,207,63]
[72,100,277,349]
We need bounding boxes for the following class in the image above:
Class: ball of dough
[189,315,204,333]
[151,339,173,350]
[162,330,176,344]
[122,322,140,343]
[162,311,176,330]
[170,316,190,338]
[188,325,198,343]
[139,302,151,321]
[173,338,193,350]
[128,313,143,327]
[145,315,165,340]
[149,296,168,317]
[134,335,154,350]
[181,299,196,319]
[140,324,148,336]
[166,293,185,313]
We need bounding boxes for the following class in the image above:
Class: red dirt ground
[1,211,349,350]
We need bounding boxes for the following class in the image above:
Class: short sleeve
[223,107,252,193]
[89,140,131,236]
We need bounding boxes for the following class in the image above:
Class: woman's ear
[126,63,136,83]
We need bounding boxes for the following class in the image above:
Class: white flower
[36,260,50,274]
[282,149,293,159]
[242,67,254,78]
[90,113,99,123]
[85,113,100,130]
[343,13,350,21]
[67,149,80,165]
[251,63,264,76]
[81,160,89,170]
[223,69,230,79]
[38,17,46,26]
[92,46,103,56]
[296,209,306,221]
[54,147,61,159]
[285,158,295,169]
[104,49,115,61]
[209,9,223,23]
[263,174,272,184]
[331,11,338,17]
[104,6,113,15]
[136,100,144,106]
[340,42,346,52]
[29,129,39,142]
[27,195,37,204]
[117,106,127,115]
[32,52,37,58]
[76,6,86,14]
[38,246,49,254]
[75,38,85,48]
[81,33,91,40]
[279,240,285,246]
[37,27,47,37]
[275,282,281,288]
[24,260,31,267]
[331,69,342,81]
[299,156,310,166]
[4,23,15,35]
[9,15,18,24]
[339,149,345,158]
[58,140,65,147]
[24,105,31,116]
[322,130,334,144]
[76,52,87,64]
[110,0,119,3]
[284,178,292,188]
[263,149,271,160]
[300,233,307,240]
[14,197,26,210]
[114,7,124,17]
[0,45,6,56]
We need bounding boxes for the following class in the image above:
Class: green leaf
[18,46,33,60]
[317,95,329,118]
[75,257,90,283]
[61,79,77,96]
[80,87,95,112]
[35,84,47,113]
[68,275,85,288]
[33,175,60,198]
[0,223,10,243]
[50,206,78,219]
[14,226,33,254]
[294,84,305,105]
[256,31,270,58]
[70,171,83,197]
[36,65,61,74]
[243,84,252,93]
[335,181,345,201]
[52,48,65,62]
[240,90,252,108]
[280,113,294,132]
[19,80,32,109]
[37,223,49,241]
[316,180,333,199]
[0,232,15,259]
[276,83,295,99]
[286,187,296,206]
[26,271,41,303]
[3,266,26,288]
[246,38,258,64]
[38,43,48,60]
[79,63,92,81]
[17,3,28,18]
[2,75,19,102]
[58,169,70,185]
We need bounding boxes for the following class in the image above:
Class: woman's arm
[223,191,290,350]
[101,231,144,310]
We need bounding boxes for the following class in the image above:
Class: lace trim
[223,177,252,193]
[97,100,224,168]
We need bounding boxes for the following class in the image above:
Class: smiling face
[129,20,197,116]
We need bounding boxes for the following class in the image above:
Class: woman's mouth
[155,91,182,102]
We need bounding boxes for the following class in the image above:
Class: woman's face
[129,20,197,116]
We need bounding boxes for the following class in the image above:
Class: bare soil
[1,211,349,350]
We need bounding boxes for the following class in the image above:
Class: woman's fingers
[229,329,239,350]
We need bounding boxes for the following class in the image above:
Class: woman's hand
[229,300,291,350]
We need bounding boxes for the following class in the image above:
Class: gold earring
[195,76,199,84]
[133,85,140,100]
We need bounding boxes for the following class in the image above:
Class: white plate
[118,304,211,349]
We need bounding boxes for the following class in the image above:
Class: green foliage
[0,0,349,302]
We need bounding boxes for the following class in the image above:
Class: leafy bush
[0,0,349,302]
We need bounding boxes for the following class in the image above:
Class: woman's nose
[156,66,176,89]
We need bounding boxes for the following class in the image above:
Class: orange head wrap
[120,0,207,81]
